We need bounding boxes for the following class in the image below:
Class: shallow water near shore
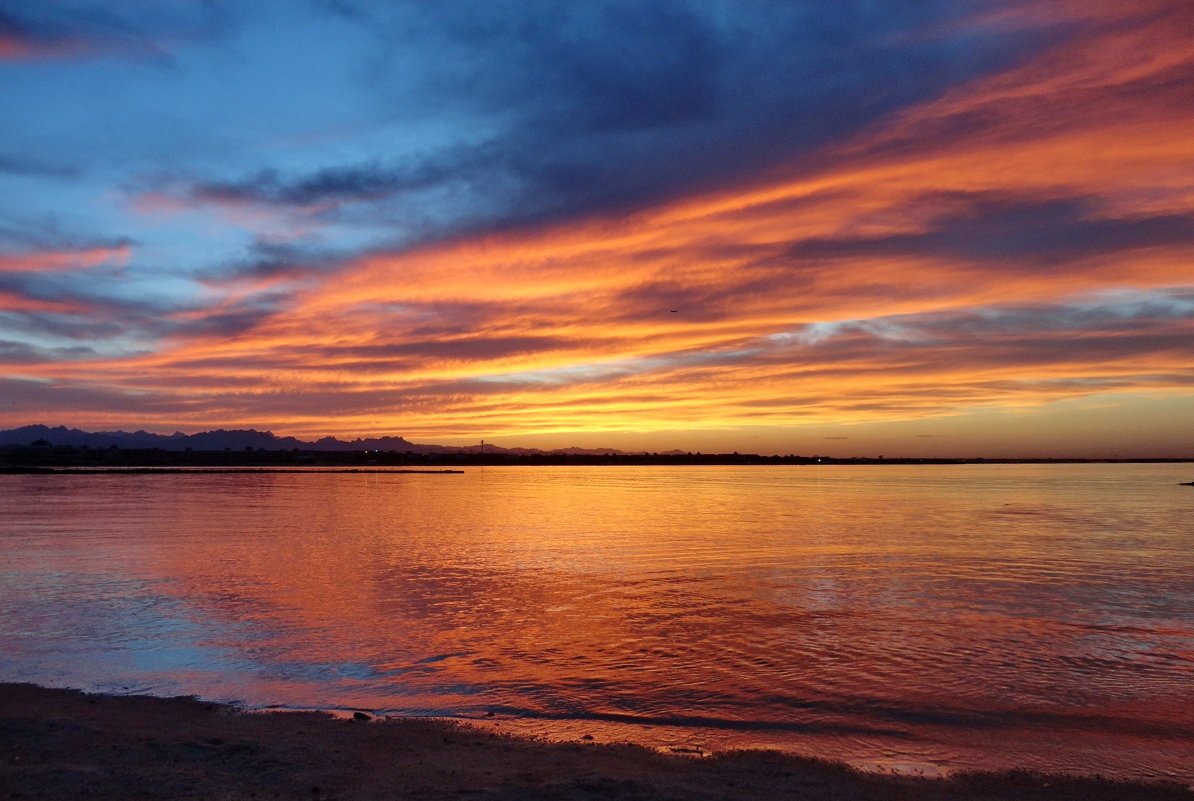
[2,464,1192,780]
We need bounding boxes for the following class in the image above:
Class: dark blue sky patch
[785,196,1194,269]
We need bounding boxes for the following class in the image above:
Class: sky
[1,0,1193,457]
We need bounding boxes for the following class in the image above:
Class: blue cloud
[0,1,232,61]
[119,1,1051,254]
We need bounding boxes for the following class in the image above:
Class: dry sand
[2,683,1190,800]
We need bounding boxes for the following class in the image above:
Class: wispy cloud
[0,241,131,273]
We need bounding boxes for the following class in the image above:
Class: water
[2,464,1192,781]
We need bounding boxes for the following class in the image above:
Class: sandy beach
[1,683,1190,801]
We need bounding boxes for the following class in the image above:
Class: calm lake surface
[2,464,1192,780]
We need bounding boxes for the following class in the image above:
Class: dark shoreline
[0,466,464,475]
[3,443,1193,471]
[2,683,1191,801]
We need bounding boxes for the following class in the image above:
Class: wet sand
[2,684,1191,800]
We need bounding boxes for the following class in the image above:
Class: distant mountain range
[0,424,660,456]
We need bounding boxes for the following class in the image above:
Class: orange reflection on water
[2,466,1192,780]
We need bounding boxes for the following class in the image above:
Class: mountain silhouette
[0,424,633,456]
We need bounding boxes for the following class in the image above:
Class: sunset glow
[2,2,1192,456]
